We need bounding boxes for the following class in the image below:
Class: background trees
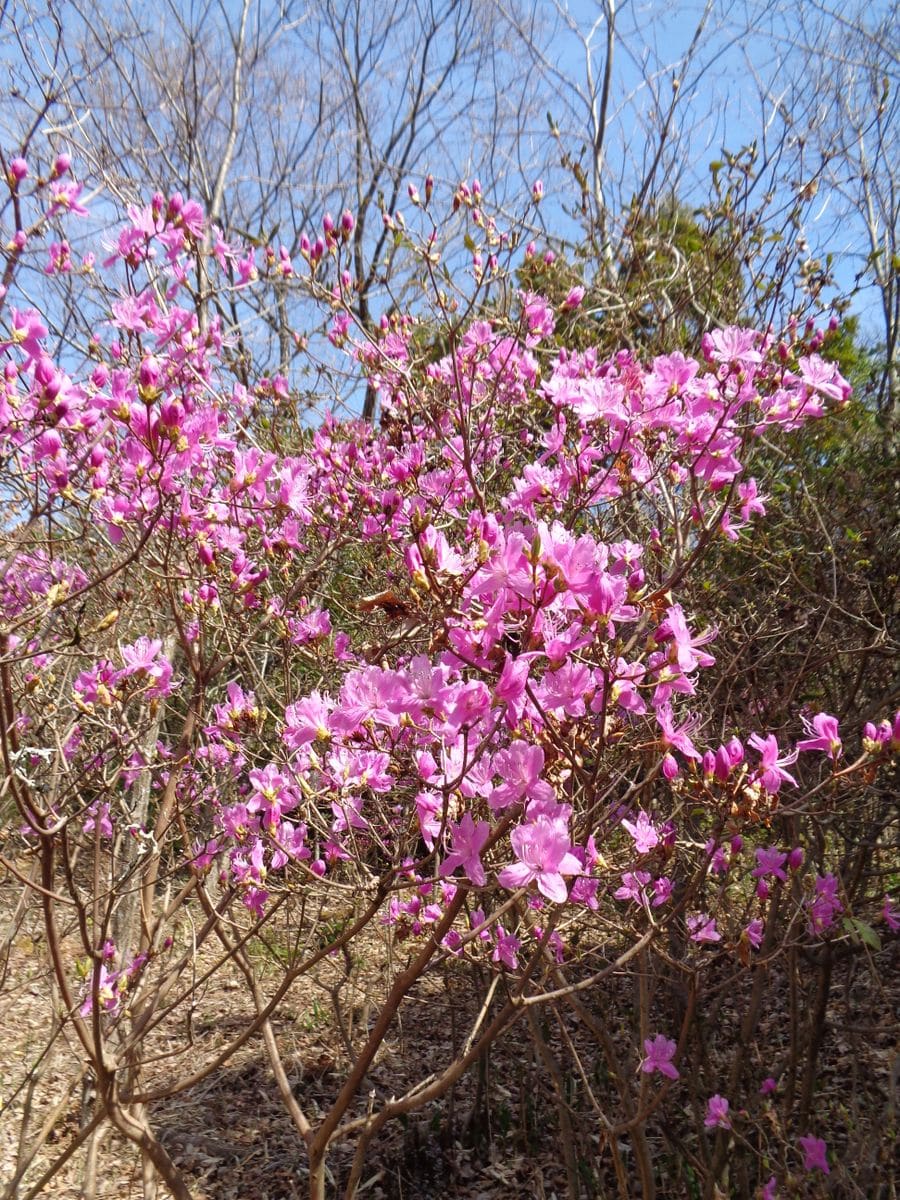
[2,0,545,413]
[2,0,896,419]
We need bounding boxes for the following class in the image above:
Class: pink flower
[798,354,848,402]
[798,1134,829,1175]
[614,870,651,904]
[687,913,721,943]
[702,325,763,367]
[84,802,113,839]
[284,692,333,748]
[520,292,555,338]
[491,741,554,811]
[119,637,173,697]
[3,307,47,364]
[882,896,900,932]
[706,839,729,874]
[656,704,702,760]
[494,652,537,724]
[331,795,368,834]
[48,180,89,217]
[470,531,532,599]
[641,1034,679,1080]
[807,873,843,936]
[747,733,797,793]
[533,926,565,962]
[271,821,310,868]
[752,846,788,882]
[796,712,842,760]
[738,477,767,521]
[247,764,299,829]
[759,1077,777,1096]
[497,816,582,903]
[440,813,491,887]
[713,737,744,780]
[79,964,121,1016]
[587,571,639,635]
[704,1094,731,1129]
[492,926,520,969]
[657,604,716,673]
[120,636,163,674]
[744,919,764,949]
[621,811,660,854]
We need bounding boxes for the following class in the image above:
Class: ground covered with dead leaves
[1,876,897,1200]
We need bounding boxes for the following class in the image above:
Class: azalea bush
[0,154,897,1200]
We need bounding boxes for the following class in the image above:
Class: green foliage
[516,196,746,359]
[616,196,746,348]
[696,320,897,746]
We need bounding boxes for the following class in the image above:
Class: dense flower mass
[1,157,895,1200]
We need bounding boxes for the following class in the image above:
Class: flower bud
[713,746,731,782]
[34,356,58,390]
[727,737,744,765]
[662,753,679,781]
[562,285,585,310]
[138,356,162,401]
[160,399,183,428]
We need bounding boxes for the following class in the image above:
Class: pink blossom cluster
[2,156,897,1196]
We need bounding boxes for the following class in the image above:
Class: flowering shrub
[1,156,896,1199]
